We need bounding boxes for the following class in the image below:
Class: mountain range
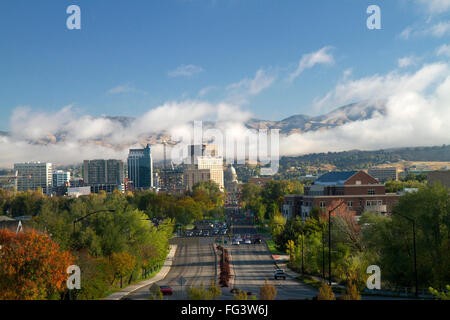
[0,101,387,145]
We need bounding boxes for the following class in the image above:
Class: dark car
[203,230,210,237]
[159,285,173,295]
[253,238,262,244]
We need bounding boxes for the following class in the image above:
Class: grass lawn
[265,239,285,255]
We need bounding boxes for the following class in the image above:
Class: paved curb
[104,244,178,300]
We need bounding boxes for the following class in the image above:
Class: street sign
[178,276,186,287]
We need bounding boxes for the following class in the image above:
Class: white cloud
[429,21,450,37]
[107,84,145,95]
[437,44,450,56]
[400,21,450,39]
[416,0,450,14]
[398,56,419,68]
[168,64,204,77]
[198,86,216,97]
[0,100,254,167]
[313,62,448,112]
[226,69,276,105]
[287,46,334,82]
[282,62,450,156]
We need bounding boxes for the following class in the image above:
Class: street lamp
[327,201,345,286]
[395,213,418,297]
[72,209,116,233]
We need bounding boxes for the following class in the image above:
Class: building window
[319,201,326,208]
[347,201,353,208]
[366,201,371,207]
[356,180,361,185]
[368,189,375,195]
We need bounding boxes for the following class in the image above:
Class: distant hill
[279,145,450,172]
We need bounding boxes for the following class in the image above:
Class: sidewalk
[104,244,178,300]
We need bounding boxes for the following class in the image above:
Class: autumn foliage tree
[317,282,335,300]
[109,251,136,288]
[259,280,277,300]
[0,230,73,300]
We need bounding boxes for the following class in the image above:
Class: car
[159,285,173,295]
[253,238,262,244]
[185,231,193,237]
[220,229,227,235]
[274,269,286,280]
[232,240,240,245]
[244,239,252,245]
[212,229,219,235]
[194,230,202,236]
[203,230,210,236]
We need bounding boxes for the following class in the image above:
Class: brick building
[283,171,401,220]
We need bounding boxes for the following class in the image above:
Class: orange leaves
[0,230,74,300]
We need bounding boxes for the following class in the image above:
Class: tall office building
[52,170,71,187]
[83,159,124,193]
[127,144,153,190]
[184,144,224,191]
[14,162,53,194]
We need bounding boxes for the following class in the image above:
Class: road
[125,238,216,300]
[220,217,318,300]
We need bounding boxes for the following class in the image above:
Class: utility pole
[396,213,419,297]
[328,201,345,286]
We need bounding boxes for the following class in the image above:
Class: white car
[274,269,286,280]
[244,239,252,245]
[232,240,240,245]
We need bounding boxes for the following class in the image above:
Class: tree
[187,282,214,300]
[342,280,361,300]
[208,279,221,300]
[109,252,136,288]
[429,285,450,300]
[259,280,277,300]
[317,282,335,300]
[0,230,74,300]
[149,283,163,300]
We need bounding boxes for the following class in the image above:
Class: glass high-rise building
[127,144,153,190]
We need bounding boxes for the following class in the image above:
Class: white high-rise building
[14,162,53,194]
[184,144,224,191]
[52,170,71,187]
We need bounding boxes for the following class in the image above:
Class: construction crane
[162,140,168,190]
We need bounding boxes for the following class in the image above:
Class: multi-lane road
[125,210,318,300]
[125,238,217,300]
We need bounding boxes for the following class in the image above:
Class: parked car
[203,230,210,236]
[232,240,240,245]
[159,286,173,295]
[253,238,262,244]
[274,269,286,280]
[244,239,252,245]
[185,231,193,237]
[194,230,202,236]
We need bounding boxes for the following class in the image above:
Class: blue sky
[1,0,450,131]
